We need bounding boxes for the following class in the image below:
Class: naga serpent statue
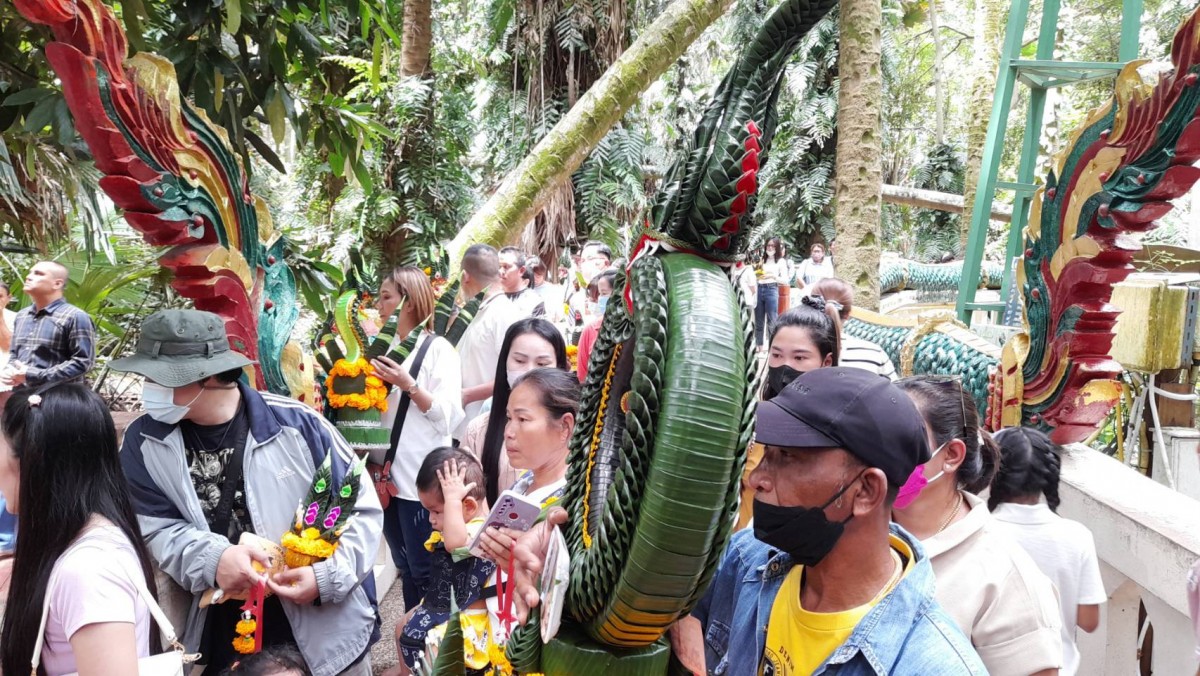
[848,4,1200,444]
[12,0,309,401]
[494,0,839,672]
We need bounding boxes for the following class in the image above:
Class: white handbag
[30,558,197,676]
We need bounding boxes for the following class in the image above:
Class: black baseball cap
[755,367,931,486]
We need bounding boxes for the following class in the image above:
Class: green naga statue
[420,0,837,673]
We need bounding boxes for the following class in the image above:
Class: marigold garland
[324,358,388,412]
[235,619,257,636]
[281,529,337,559]
[232,634,255,655]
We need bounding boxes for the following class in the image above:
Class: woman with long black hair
[0,383,159,675]
[462,318,568,506]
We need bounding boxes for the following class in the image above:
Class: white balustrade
[1060,443,1200,675]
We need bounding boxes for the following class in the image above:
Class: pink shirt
[41,523,152,675]
[576,319,602,382]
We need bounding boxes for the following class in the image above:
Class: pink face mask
[894,443,947,510]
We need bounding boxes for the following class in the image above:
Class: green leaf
[311,261,344,280]
[53,97,75,146]
[2,88,54,107]
[23,96,59,133]
[352,157,374,192]
[244,130,287,174]
[267,87,287,146]
[223,0,242,35]
[370,29,383,91]
[213,71,225,113]
[360,1,373,42]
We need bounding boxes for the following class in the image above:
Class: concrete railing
[1060,443,1200,675]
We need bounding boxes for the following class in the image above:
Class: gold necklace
[934,491,964,535]
[870,549,904,604]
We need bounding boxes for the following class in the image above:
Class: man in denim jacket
[689,368,986,675]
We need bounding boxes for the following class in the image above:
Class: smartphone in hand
[468,490,543,559]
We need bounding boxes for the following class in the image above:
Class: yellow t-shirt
[760,537,913,675]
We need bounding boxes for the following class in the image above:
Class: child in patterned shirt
[393,447,495,675]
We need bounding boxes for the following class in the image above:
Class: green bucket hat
[109,309,256,387]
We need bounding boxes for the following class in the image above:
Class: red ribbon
[239,580,267,653]
[495,545,518,634]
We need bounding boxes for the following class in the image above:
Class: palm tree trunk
[400,0,433,78]
[448,0,735,268]
[833,0,883,310]
[960,0,1006,248]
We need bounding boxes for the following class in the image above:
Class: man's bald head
[42,261,69,282]
[461,244,499,295]
[24,260,68,306]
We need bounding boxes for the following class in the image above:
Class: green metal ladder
[955,0,1143,323]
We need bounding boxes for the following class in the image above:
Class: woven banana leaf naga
[879,259,1006,294]
[13,0,308,400]
[847,5,1200,444]
[494,0,836,672]
[313,258,485,451]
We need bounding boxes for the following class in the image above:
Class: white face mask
[142,382,201,425]
[507,369,526,388]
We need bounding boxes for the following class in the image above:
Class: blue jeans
[0,494,15,551]
[383,498,433,611]
[755,283,779,347]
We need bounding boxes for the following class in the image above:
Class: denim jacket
[693,525,987,676]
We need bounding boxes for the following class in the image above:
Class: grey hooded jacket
[120,383,383,676]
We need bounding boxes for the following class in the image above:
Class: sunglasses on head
[921,374,968,440]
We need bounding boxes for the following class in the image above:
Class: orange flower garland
[324,358,388,412]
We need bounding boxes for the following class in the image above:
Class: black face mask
[752,472,863,566]
[765,365,805,399]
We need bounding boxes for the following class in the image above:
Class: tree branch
[882,183,1012,223]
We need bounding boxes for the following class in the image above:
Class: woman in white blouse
[370,266,465,611]
[892,376,1063,676]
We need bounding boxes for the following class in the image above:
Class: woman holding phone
[473,368,579,569]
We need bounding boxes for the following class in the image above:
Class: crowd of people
[0,245,1188,676]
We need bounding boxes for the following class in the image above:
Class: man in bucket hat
[113,310,382,676]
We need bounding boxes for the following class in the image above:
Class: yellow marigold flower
[282,530,338,559]
[235,619,257,635]
[232,635,255,654]
[365,375,383,388]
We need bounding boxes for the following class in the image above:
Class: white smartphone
[468,489,544,559]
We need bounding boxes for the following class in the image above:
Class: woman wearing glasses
[892,376,1064,676]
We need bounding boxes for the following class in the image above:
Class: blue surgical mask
[597,295,609,314]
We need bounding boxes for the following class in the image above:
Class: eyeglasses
[922,374,968,440]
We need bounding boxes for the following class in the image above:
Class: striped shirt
[840,334,897,380]
[11,298,96,386]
